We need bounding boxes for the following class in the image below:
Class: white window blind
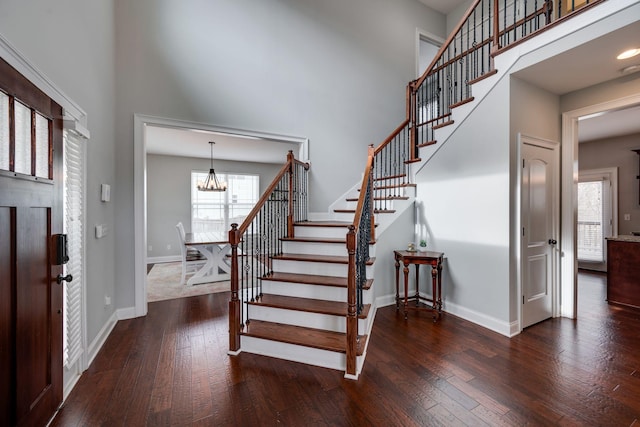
[63,129,85,368]
[577,181,604,262]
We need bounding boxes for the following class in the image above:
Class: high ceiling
[512,20,640,142]
[147,2,640,161]
[145,125,300,164]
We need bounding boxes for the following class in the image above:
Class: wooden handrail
[373,118,410,156]
[414,0,483,90]
[352,145,375,230]
[235,151,308,237]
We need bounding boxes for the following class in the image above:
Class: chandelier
[197,141,227,192]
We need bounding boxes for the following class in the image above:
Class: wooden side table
[394,250,444,322]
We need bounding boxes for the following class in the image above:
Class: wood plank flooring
[51,271,640,426]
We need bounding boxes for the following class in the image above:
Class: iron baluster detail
[228,151,309,354]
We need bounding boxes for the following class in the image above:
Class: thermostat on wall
[101,184,111,202]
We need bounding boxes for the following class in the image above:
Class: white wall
[415,74,512,334]
[0,2,117,350]
[147,153,281,259]
[113,0,447,311]
[509,77,561,321]
[446,0,474,35]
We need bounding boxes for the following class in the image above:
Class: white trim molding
[133,114,309,318]
[561,93,640,319]
[0,33,88,126]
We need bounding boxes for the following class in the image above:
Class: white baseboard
[147,255,180,264]
[117,306,137,320]
[443,301,512,337]
[62,358,84,400]
[377,292,512,337]
[86,311,119,368]
[375,294,397,308]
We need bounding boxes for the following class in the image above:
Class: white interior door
[521,137,559,329]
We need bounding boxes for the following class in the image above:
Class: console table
[394,250,444,321]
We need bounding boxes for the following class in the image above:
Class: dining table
[183,231,231,285]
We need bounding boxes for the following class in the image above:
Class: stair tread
[280,236,345,244]
[242,319,366,355]
[345,196,409,202]
[262,272,373,290]
[248,294,370,318]
[334,209,396,214]
[272,253,375,265]
[363,183,416,191]
[417,140,437,148]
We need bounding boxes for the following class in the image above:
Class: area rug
[147,261,230,302]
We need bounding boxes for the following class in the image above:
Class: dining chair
[175,222,206,285]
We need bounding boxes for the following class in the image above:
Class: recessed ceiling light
[617,48,640,60]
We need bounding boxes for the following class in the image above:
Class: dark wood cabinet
[606,237,640,309]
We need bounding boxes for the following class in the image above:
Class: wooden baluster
[492,0,500,54]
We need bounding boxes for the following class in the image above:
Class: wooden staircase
[229,0,608,379]
[237,220,375,375]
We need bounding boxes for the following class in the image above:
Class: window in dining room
[191,172,259,234]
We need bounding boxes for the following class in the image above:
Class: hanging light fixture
[197,141,227,192]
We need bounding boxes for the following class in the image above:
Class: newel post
[287,150,295,238]
[408,81,417,161]
[492,0,500,53]
[368,145,376,244]
[228,223,241,352]
[346,225,358,377]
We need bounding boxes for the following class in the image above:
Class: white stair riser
[248,305,368,333]
[343,200,397,210]
[294,226,350,239]
[241,335,347,371]
[331,212,355,222]
[282,241,348,257]
[272,259,374,277]
[281,241,376,258]
[240,336,367,376]
[261,280,373,305]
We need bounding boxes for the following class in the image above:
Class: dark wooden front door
[0,57,64,426]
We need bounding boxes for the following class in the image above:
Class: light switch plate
[101,184,111,202]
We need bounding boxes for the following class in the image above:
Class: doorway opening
[133,114,308,316]
[416,29,444,78]
[561,94,640,319]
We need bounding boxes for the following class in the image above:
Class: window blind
[577,180,604,262]
[63,129,85,368]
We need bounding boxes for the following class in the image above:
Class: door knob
[56,274,73,284]
[548,239,557,245]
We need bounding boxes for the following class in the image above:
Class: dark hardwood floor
[52,271,640,426]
